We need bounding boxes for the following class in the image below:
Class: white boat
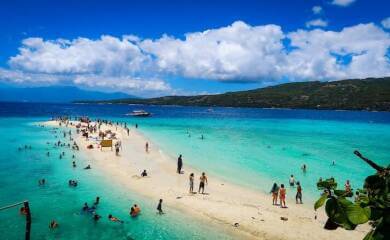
[127,110,151,117]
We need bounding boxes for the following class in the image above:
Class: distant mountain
[79,77,390,111]
[0,86,135,103]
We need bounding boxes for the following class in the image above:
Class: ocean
[0,102,389,239]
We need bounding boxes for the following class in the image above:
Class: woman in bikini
[279,184,287,208]
[270,183,279,205]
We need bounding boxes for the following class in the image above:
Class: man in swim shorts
[198,172,208,194]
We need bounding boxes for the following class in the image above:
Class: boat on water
[127,110,151,117]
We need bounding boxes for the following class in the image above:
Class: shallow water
[0,117,233,240]
[0,102,389,239]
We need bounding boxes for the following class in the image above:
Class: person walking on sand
[157,199,163,214]
[145,142,149,153]
[270,183,279,205]
[177,155,183,174]
[189,173,194,193]
[279,184,287,208]
[198,172,208,194]
[296,182,303,204]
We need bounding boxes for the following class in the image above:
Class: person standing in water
[289,175,295,187]
[279,184,287,208]
[296,182,303,204]
[270,183,279,205]
[189,173,194,193]
[198,172,208,194]
[177,155,183,174]
[345,180,352,193]
[157,199,163,214]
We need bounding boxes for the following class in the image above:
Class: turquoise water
[1,103,390,239]
[0,118,233,240]
[135,117,390,202]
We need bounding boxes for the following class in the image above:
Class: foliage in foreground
[314,151,389,240]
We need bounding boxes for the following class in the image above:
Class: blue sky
[0,0,389,96]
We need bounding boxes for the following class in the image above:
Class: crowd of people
[19,115,357,233]
[32,116,169,229]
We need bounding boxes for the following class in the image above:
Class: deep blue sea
[0,102,389,239]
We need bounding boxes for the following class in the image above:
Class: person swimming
[69,180,78,187]
[130,204,141,217]
[141,170,147,177]
[270,183,279,205]
[108,214,123,223]
[301,164,307,173]
[49,220,58,229]
[94,196,100,205]
[20,206,28,215]
[157,199,163,214]
[72,161,76,168]
[38,178,46,185]
[93,212,101,222]
[82,202,89,211]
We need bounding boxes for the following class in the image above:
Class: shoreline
[43,119,369,240]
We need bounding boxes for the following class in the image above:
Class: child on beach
[279,184,287,208]
[270,183,279,205]
[189,173,194,193]
[198,172,208,194]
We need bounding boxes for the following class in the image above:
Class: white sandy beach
[44,119,369,240]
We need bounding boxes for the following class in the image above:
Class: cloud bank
[1,21,390,95]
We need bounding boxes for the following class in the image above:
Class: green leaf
[325,197,357,230]
[363,230,375,240]
[345,204,370,224]
[334,190,347,197]
[317,178,337,190]
[314,194,328,210]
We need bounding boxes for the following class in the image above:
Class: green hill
[77,77,390,111]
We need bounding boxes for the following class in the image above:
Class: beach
[43,118,369,240]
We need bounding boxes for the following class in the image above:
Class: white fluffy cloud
[10,36,151,75]
[140,21,286,80]
[331,0,356,7]
[382,17,390,29]
[2,21,390,94]
[312,6,323,14]
[306,19,328,28]
[286,23,390,80]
